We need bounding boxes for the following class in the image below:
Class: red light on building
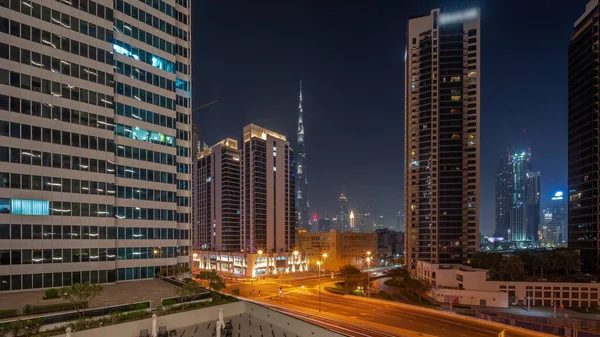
[313,214,318,222]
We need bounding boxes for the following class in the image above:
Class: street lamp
[366,257,372,297]
[316,261,322,312]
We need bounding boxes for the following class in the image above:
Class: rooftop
[243,124,287,142]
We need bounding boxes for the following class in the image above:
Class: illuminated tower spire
[296,81,310,230]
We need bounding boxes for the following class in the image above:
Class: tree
[358,272,373,292]
[405,277,431,303]
[552,249,582,274]
[59,283,103,316]
[174,280,206,310]
[339,265,361,288]
[532,252,552,279]
[387,267,408,281]
[497,255,526,281]
[173,264,191,281]
[196,270,226,300]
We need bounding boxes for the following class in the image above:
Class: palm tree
[498,255,526,281]
[552,250,582,274]
[532,252,552,279]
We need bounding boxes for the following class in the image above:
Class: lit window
[10,199,50,215]
[451,96,462,101]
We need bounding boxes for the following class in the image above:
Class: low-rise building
[416,261,600,309]
[297,230,377,271]
[193,251,307,278]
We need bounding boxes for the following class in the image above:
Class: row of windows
[116,102,176,130]
[0,246,187,265]
[1,198,113,217]
[115,18,179,56]
[0,95,115,132]
[115,124,175,148]
[117,0,188,35]
[115,60,175,92]
[113,41,175,75]
[177,162,190,174]
[115,206,176,221]
[0,224,188,240]
[0,120,115,153]
[7,0,113,45]
[0,146,115,174]
[116,144,176,166]
[0,172,116,196]
[116,165,176,185]
[2,69,114,108]
[115,81,176,112]
[116,185,177,204]
[0,17,114,66]
[0,269,117,292]
[4,0,110,22]
[2,43,114,88]
[4,198,177,220]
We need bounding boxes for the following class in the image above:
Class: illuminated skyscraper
[296,81,310,230]
[405,8,480,268]
[241,125,296,253]
[194,139,240,251]
[569,0,600,277]
[0,0,192,291]
[337,194,349,230]
[495,154,512,238]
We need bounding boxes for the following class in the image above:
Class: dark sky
[192,0,585,235]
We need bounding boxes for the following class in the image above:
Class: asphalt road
[231,275,552,337]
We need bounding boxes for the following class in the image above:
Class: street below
[229,274,553,337]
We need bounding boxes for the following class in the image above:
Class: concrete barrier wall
[244,302,345,337]
[53,301,345,337]
[61,302,247,337]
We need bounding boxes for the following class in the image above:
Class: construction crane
[192,100,219,112]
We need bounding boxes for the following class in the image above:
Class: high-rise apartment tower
[404,8,480,268]
[241,125,296,253]
[568,0,600,277]
[194,139,240,251]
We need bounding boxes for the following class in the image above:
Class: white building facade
[417,261,600,309]
[0,0,192,291]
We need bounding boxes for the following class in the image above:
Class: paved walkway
[176,313,298,337]
[0,279,177,310]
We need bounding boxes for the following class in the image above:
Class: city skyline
[192,0,579,235]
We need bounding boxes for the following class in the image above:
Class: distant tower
[349,211,355,230]
[296,81,310,230]
[337,194,349,230]
[495,154,512,238]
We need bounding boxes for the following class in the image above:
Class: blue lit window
[113,41,176,74]
[11,199,50,215]
[115,124,175,147]
[175,78,190,92]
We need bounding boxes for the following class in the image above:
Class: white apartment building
[417,261,600,309]
[0,0,192,291]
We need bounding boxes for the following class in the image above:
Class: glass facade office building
[0,0,192,291]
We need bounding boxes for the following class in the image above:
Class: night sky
[191,0,585,235]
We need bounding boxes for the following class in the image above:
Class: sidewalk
[478,305,600,321]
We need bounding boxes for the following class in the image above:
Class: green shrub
[44,288,60,299]
[30,301,87,315]
[383,279,403,287]
[22,304,32,315]
[324,287,348,295]
[0,309,19,319]
[231,288,240,296]
[161,299,177,306]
